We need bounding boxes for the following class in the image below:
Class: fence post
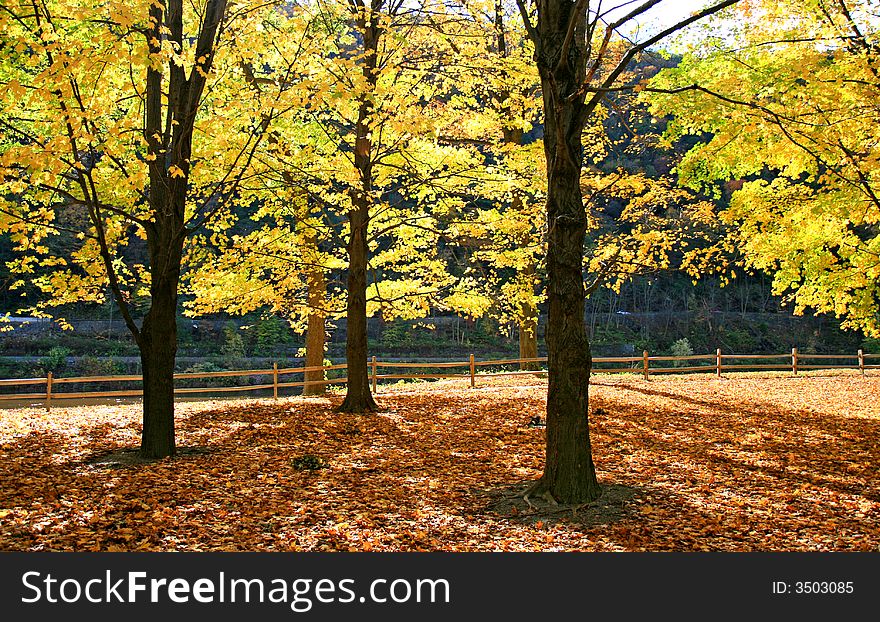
[858,349,865,377]
[273,362,278,400]
[716,348,722,378]
[643,350,649,381]
[469,353,475,388]
[792,347,799,376]
[371,356,378,394]
[46,371,52,412]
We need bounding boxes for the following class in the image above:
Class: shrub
[181,361,236,387]
[862,337,880,355]
[221,321,246,364]
[75,356,122,377]
[251,315,293,355]
[182,362,224,377]
[670,338,694,367]
[40,346,71,374]
[0,357,20,379]
[717,325,757,352]
[379,320,409,347]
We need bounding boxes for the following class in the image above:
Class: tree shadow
[81,446,215,470]
[479,481,641,528]
[592,380,880,501]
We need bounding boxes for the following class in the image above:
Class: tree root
[335,392,378,414]
[515,501,595,518]
[522,481,559,510]
[521,477,601,507]
[524,478,546,498]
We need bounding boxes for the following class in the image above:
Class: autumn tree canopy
[0,0,300,456]
[646,0,880,336]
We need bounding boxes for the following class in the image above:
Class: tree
[645,0,880,336]
[184,190,343,395]
[0,0,292,457]
[478,1,545,368]
[187,1,480,403]
[442,8,726,370]
[335,0,384,412]
[426,1,546,368]
[288,0,480,412]
[512,0,740,503]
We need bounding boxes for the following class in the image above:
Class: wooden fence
[0,347,877,410]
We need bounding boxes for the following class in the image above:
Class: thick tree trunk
[304,264,326,396]
[533,161,599,502]
[528,2,600,503]
[338,9,380,413]
[338,203,377,412]
[130,0,226,458]
[138,274,179,459]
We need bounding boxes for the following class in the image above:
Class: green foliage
[40,346,71,374]
[670,338,694,367]
[862,338,880,355]
[221,322,246,364]
[98,339,131,357]
[250,316,293,356]
[0,332,138,357]
[183,361,224,374]
[180,360,242,387]
[75,356,122,377]
[379,320,410,348]
[591,325,631,345]
[716,326,757,353]
[377,319,470,349]
[0,356,20,379]
[467,318,502,347]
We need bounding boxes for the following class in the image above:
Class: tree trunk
[338,9,379,413]
[519,313,538,370]
[533,159,599,502]
[138,274,179,459]
[337,202,377,412]
[304,263,326,396]
[518,259,539,371]
[528,2,600,503]
[110,0,227,459]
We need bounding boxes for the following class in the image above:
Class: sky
[602,0,736,47]
[604,0,726,26]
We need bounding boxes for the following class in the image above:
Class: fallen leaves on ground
[0,373,878,551]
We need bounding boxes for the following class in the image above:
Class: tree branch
[514,0,539,48]
[580,0,741,124]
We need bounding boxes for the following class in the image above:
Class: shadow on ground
[482,482,640,528]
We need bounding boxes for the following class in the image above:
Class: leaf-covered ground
[1,373,878,551]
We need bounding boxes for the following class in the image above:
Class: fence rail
[1,348,877,410]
